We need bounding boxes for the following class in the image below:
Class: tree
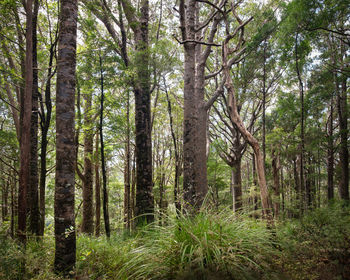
[121,0,154,224]
[178,0,226,211]
[54,0,78,274]
[18,0,33,244]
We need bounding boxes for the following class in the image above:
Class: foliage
[1,205,350,279]
[117,210,280,280]
[278,203,350,280]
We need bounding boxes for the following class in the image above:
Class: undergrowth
[0,204,349,280]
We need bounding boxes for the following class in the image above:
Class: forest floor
[1,203,350,280]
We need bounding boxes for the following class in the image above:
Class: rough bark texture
[180,0,218,211]
[121,0,154,225]
[82,92,94,234]
[54,0,78,274]
[18,0,33,244]
[28,0,40,236]
[231,160,242,212]
[134,0,154,225]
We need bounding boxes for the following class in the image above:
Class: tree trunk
[295,33,305,212]
[95,132,101,236]
[121,0,154,225]
[99,56,110,238]
[232,159,242,212]
[338,62,349,201]
[54,0,78,274]
[28,0,40,237]
[2,176,9,222]
[131,152,136,229]
[18,0,33,244]
[134,0,154,225]
[165,88,181,213]
[224,60,272,222]
[38,28,56,236]
[327,96,334,201]
[82,91,94,234]
[11,172,15,238]
[262,40,267,167]
[181,0,208,211]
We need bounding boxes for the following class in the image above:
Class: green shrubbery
[277,203,350,280]
[0,204,349,279]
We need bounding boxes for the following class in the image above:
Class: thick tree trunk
[54,0,78,274]
[95,132,101,236]
[18,0,33,244]
[121,0,154,225]
[181,0,208,211]
[82,92,94,234]
[231,159,242,212]
[133,0,154,225]
[28,0,40,236]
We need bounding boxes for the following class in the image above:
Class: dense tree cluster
[0,0,349,275]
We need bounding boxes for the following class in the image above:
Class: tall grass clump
[118,209,280,280]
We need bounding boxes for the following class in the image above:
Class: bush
[117,210,280,280]
[278,203,350,280]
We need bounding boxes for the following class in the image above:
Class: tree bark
[18,0,33,244]
[231,159,242,212]
[28,0,40,237]
[121,0,154,225]
[38,34,55,236]
[338,54,349,201]
[54,0,78,274]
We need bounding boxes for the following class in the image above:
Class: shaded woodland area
[0,0,350,279]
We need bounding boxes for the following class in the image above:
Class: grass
[0,204,349,279]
